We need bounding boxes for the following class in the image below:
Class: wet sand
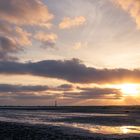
[0,121,102,140]
[0,106,140,140]
[0,121,140,140]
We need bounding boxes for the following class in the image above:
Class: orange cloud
[73,42,82,50]
[0,0,54,60]
[34,32,58,48]
[73,42,87,50]
[0,24,31,60]
[14,27,32,46]
[59,16,86,29]
[114,0,140,29]
[35,32,57,42]
[0,25,31,46]
[0,0,53,28]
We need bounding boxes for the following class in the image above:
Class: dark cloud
[56,84,74,91]
[0,58,140,84]
[0,84,121,101]
[0,84,59,100]
[0,84,49,93]
[71,87,122,99]
[41,40,56,48]
[0,92,57,101]
[0,21,12,34]
[0,84,73,93]
[12,93,56,100]
[0,36,18,61]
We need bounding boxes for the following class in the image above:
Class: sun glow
[120,84,139,96]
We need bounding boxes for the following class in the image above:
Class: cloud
[0,24,31,60]
[14,27,32,46]
[0,0,53,28]
[34,32,57,48]
[0,84,70,100]
[0,92,56,100]
[59,16,86,29]
[73,42,87,50]
[0,23,31,46]
[0,84,121,101]
[114,0,140,29]
[0,84,49,93]
[73,42,82,50]
[0,21,12,34]
[0,0,55,60]
[0,84,55,101]
[0,84,73,93]
[0,36,18,61]
[0,84,73,102]
[56,84,74,91]
[0,58,140,84]
[63,87,121,100]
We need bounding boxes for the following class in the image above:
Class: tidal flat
[0,106,140,140]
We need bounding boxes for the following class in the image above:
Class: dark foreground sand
[0,121,140,140]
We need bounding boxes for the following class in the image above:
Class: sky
[0,0,140,106]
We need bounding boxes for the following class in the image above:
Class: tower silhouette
[55,100,57,107]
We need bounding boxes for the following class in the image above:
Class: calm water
[0,107,140,135]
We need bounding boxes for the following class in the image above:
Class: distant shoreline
[0,106,140,114]
[0,105,140,107]
[0,105,140,111]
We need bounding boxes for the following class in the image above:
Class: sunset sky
[0,0,140,105]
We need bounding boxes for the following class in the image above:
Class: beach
[0,106,140,140]
[0,121,140,140]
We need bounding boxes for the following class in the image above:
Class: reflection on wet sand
[0,107,140,137]
[70,123,140,134]
[0,114,140,135]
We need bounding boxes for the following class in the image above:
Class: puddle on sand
[0,110,139,135]
[69,123,140,134]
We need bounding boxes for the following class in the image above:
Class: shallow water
[70,123,140,134]
[0,109,140,135]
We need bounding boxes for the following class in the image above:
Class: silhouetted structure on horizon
[55,100,57,107]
